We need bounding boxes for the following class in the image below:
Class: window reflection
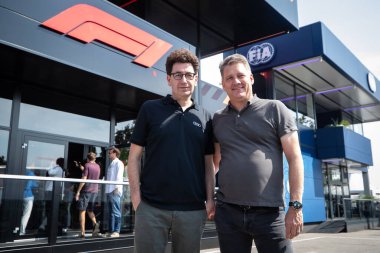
[0,98,12,127]
[115,120,136,232]
[274,72,315,129]
[296,86,315,129]
[19,103,110,142]
[115,120,135,146]
[0,130,9,205]
[274,73,297,122]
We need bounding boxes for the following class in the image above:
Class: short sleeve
[129,102,150,146]
[275,101,298,138]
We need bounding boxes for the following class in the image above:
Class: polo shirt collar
[227,94,258,111]
[162,94,199,110]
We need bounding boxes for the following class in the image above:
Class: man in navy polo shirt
[128,48,215,253]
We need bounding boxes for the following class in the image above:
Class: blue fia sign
[247,42,275,66]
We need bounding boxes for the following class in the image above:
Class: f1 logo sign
[42,4,172,68]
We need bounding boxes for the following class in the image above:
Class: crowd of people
[19,147,127,239]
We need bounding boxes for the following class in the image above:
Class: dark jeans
[214,201,293,253]
[107,192,122,233]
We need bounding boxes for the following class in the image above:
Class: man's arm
[204,154,215,220]
[281,131,304,239]
[114,160,125,195]
[127,143,144,211]
[48,166,61,177]
[213,143,221,175]
[75,175,87,201]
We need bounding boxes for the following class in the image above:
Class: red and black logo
[42,4,172,68]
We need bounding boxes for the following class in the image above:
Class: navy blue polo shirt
[130,95,214,211]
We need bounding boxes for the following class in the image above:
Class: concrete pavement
[201,229,380,253]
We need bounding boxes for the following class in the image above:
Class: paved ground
[201,229,380,253]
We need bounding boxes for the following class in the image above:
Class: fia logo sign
[247,42,275,66]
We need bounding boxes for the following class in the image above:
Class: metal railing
[0,173,130,185]
[0,173,133,246]
[343,198,380,220]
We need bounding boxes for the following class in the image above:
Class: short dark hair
[108,147,121,158]
[56,157,64,168]
[165,48,199,75]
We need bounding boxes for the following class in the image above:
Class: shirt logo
[41,4,172,68]
[193,121,201,128]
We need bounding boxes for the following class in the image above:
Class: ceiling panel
[276,57,380,123]
[306,60,352,88]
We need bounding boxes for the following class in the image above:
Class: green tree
[115,121,136,163]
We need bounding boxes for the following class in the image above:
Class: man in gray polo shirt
[213,54,304,253]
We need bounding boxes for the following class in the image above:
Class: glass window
[114,120,136,233]
[0,98,12,127]
[274,72,316,129]
[115,120,135,146]
[0,130,8,172]
[274,73,297,122]
[19,103,110,142]
[352,123,363,135]
[0,130,9,205]
[295,86,315,129]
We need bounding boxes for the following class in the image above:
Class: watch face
[290,201,303,209]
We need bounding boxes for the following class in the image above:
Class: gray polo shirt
[213,94,297,207]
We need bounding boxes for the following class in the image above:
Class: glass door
[18,134,66,242]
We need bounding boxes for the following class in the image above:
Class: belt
[227,202,283,211]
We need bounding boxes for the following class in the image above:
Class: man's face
[167,62,198,100]
[108,151,116,160]
[221,62,254,103]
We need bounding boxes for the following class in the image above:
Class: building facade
[1,0,379,252]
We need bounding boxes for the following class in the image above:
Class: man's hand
[131,195,141,211]
[206,199,215,220]
[285,208,303,239]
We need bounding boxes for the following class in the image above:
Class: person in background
[104,147,124,238]
[128,48,215,253]
[19,169,39,236]
[39,157,65,232]
[75,152,101,238]
[213,54,304,253]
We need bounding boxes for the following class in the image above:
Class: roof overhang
[237,22,380,123]
[109,0,299,57]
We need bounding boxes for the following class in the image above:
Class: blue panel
[236,22,380,101]
[316,127,373,165]
[343,128,373,165]
[284,153,326,223]
[321,24,380,101]
[298,199,326,223]
[299,128,317,157]
[236,24,323,73]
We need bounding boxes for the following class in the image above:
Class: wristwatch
[289,201,303,210]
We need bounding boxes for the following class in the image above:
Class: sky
[297,0,380,194]
[201,0,380,194]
